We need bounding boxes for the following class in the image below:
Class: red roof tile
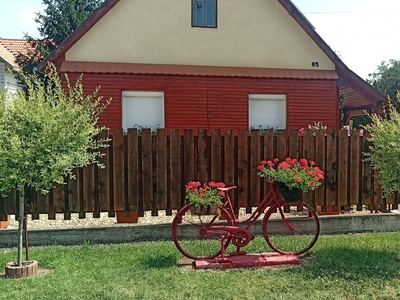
[60,61,339,79]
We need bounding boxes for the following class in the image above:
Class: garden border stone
[0,213,400,249]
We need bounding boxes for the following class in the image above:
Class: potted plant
[257,157,324,202]
[185,181,226,215]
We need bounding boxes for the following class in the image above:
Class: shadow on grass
[140,254,178,269]
[294,247,400,280]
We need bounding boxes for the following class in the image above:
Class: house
[0,38,32,94]
[38,0,386,132]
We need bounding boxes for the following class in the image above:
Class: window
[192,0,217,28]
[122,91,164,130]
[249,94,286,129]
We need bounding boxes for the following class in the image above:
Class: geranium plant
[185,181,226,207]
[257,158,324,192]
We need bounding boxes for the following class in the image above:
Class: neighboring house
[38,0,386,132]
[0,38,32,94]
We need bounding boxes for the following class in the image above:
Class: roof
[60,61,339,79]
[0,38,33,67]
[38,0,387,112]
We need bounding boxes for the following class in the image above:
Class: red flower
[267,160,274,167]
[299,158,308,167]
[294,177,302,182]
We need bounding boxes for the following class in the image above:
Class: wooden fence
[0,128,398,221]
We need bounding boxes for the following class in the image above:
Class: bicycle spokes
[262,202,320,255]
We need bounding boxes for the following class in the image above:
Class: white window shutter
[122,91,164,130]
[249,94,286,129]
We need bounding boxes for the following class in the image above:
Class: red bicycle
[172,180,320,260]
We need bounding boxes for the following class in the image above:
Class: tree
[364,96,400,195]
[368,59,400,104]
[35,0,104,46]
[15,0,104,79]
[0,63,111,267]
[350,60,400,128]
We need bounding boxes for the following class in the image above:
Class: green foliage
[0,63,111,195]
[368,59,400,104]
[351,115,372,128]
[364,98,400,194]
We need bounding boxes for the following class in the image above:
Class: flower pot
[116,211,139,223]
[190,204,221,216]
[0,215,10,229]
[276,182,300,202]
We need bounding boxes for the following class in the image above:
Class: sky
[0,0,399,80]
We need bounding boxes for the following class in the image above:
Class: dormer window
[192,0,217,28]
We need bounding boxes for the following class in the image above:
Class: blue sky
[1,0,399,79]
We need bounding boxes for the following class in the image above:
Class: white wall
[66,0,335,70]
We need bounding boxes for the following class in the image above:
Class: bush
[364,99,400,194]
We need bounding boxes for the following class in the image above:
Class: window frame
[248,94,287,130]
[192,0,217,28]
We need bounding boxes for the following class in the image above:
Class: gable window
[122,91,165,130]
[192,0,217,28]
[249,94,286,130]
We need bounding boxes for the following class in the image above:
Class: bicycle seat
[217,186,237,192]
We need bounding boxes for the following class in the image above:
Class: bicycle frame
[219,180,287,230]
[198,180,294,258]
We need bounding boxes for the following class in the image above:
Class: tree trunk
[17,185,24,266]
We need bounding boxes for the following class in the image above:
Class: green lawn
[1,232,400,300]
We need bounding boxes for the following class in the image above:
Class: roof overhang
[59,61,339,79]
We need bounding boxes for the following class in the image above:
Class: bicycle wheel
[172,203,232,260]
[262,201,320,255]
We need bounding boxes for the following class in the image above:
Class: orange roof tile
[0,38,33,57]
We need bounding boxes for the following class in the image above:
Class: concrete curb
[1,213,399,249]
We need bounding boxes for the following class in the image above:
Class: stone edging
[1,213,399,249]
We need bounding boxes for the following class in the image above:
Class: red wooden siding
[64,73,338,130]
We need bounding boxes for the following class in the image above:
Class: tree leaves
[0,63,111,195]
[364,99,400,194]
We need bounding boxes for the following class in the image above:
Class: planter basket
[190,204,221,216]
[276,182,300,202]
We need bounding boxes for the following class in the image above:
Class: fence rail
[0,128,398,221]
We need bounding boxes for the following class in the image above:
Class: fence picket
[237,129,248,208]
[349,130,361,206]
[315,130,326,207]
[197,129,208,183]
[98,130,111,212]
[325,130,337,207]
[170,129,181,210]
[338,130,349,207]
[141,129,153,212]
[112,128,125,212]
[211,129,222,182]
[157,129,168,211]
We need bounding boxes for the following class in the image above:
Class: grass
[1,232,400,300]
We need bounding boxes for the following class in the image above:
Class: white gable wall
[66,0,335,70]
